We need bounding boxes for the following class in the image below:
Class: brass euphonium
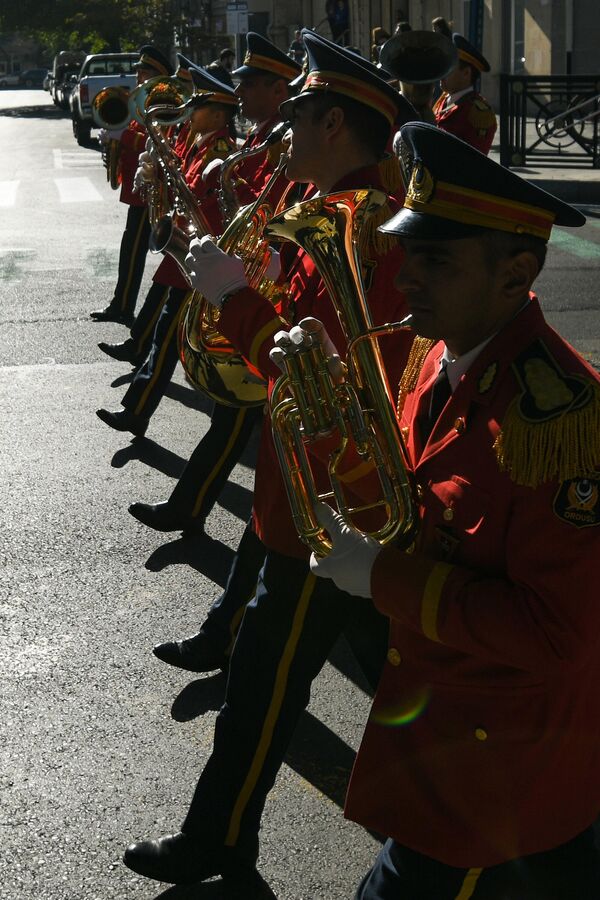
[265,190,418,556]
[142,96,211,234]
[178,123,292,408]
[92,86,132,189]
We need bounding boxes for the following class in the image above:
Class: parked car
[18,68,49,88]
[70,52,137,145]
[0,73,20,87]
[52,63,82,109]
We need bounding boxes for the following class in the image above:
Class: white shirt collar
[439,334,495,392]
[448,85,474,105]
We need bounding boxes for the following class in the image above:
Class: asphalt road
[0,90,599,900]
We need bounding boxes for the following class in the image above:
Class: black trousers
[167,403,263,525]
[121,286,189,420]
[180,547,389,863]
[355,830,600,900]
[130,281,170,362]
[111,205,151,320]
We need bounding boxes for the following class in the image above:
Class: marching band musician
[121,33,302,531]
[301,123,600,899]
[96,64,239,439]
[98,53,198,367]
[433,33,497,154]
[122,32,417,890]
[90,45,173,326]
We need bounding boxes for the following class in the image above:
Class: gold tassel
[494,382,600,487]
[359,201,398,257]
[396,336,436,418]
[378,153,403,195]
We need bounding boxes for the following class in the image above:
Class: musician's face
[235,75,287,122]
[393,236,513,356]
[285,99,324,183]
[136,66,156,86]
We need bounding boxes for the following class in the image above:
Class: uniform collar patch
[478,361,497,394]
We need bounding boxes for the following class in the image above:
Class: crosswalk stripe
[53,148,102,169]
[54,177,103,203]
[551,227,600,260]
[0,180,19,207]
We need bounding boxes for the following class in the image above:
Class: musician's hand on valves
[309,503,381,598]
[269,317,345,384]
[185,236,248,309]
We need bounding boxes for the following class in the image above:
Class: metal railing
[499,74,600,168]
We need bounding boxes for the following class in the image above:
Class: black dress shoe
[96,408,149,438]
[153,630,228,673]
[90,305,133,326]
[128,500,204,534]
[123,832,225,884]
[98,338,138,363]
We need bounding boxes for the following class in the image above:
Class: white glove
[133,158,157,193]
[184,235,248,308]
[264,248,281,281]
[202,157,224,181]
[309,503,381,598]
[269,317,345,384]
[107,127,125,141]
[98,128,110,145]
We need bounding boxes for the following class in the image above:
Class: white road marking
[0,180,19,207]
[53,147,102,169]
[54,177,103,203]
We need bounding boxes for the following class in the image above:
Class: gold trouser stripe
[136,286,170,354]
[225,573,317,846]
[134,300,182,416]
[225,601,250,656]
[191,407,247,517]
[420,562,453,643]
[249,318,281,369]
[454,867,483,900]
[119,208,148,313]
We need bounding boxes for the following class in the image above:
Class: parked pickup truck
[70,52,138,145]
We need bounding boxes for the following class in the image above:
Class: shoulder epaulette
[203,138,234,165]
[468,97,496,133]
[494,338,600,487]
[396,336,436,418]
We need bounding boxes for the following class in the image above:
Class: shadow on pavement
[171,672,227,721]
[111,437,186,479]
[145,532,235,583]
[0,103,71,119]
[216,480,253,523]
[110,371,135,388]
[164,381,214,416]
[153,871,278,899]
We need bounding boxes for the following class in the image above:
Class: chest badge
[554,477,600,528]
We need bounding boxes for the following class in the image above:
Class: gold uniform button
[387,648,402,666]
[443,507,454,522]
[415,483,424,502]
[475,728,488,742]
[454,416,466,434]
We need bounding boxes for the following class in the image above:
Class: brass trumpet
[265,190,418,556]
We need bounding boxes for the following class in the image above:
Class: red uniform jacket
[118,119,147,206]
[345,298,600,866]
[433,89,497,155]
[219,164,412,559]
[153,127,235,290]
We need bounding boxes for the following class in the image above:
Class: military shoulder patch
[468,97,496,133]
[554,477,600,528]
[494,338,600,487]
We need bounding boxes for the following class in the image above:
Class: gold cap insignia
[406,162,435,204]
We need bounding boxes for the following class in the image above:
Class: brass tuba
[178,124,291,408]
[379,31,457,124]
[265,190,418,556]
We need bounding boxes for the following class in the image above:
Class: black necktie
[420,364,452,445]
